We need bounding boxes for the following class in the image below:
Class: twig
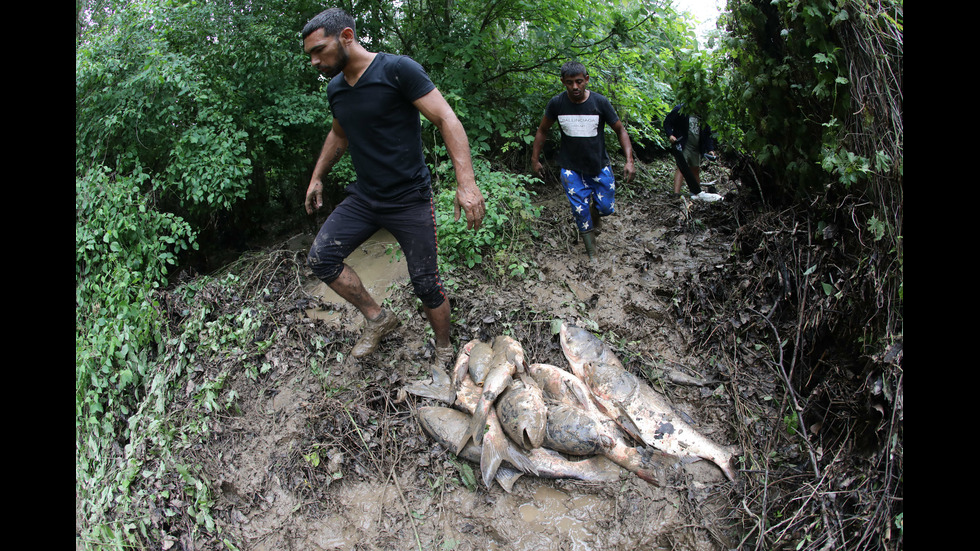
[343,405,423,551]
[749,308,838,550]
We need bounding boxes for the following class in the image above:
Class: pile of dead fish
[405,322,736,492]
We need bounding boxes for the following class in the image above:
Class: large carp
[528,363,668,485]
[421,404,625,488]
[494,375,547,450]
[559,323,737,481]
[465,337,527,447]
[466,341,495,385]
[451,339,481,389]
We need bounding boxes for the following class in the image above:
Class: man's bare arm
[414,88,486,230]
[611,120,635,184]
[305,118,348,214]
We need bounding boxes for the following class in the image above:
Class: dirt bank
[165,158,775,550]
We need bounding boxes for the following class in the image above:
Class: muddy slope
[182,159,747,550]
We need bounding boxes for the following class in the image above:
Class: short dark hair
[560,61,588,79]
[302,8,357,40]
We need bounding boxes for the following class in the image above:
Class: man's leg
[387,196,455,396]
[424,301,451,350]
[670,146,702,194]
[560,169,595,232]
[590,166,616,216]
[384,195,452,352]
[329,265,382,322]
[308,196,399,359]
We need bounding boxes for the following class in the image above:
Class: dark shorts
[308,190,446,309]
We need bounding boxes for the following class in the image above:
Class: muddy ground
[181,158,760,550]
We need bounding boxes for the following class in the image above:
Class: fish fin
[468,406,489,447]
[505,446,539,477]
[494,466,523,493]
[480,433,505,489]
[403,381,455,404]
[616,412,646,444]
[566,380,593,411]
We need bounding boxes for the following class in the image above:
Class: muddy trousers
[561,166,616,233]
[308,192,447,309]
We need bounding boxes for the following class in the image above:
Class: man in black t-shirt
[531,61,634,262]
[301,8,485,393]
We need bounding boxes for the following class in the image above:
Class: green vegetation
[77,0,902,549]
[434,158,541,277]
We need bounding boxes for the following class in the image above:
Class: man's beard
[319,38,349,78]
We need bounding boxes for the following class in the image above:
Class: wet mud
[195,160,744,550]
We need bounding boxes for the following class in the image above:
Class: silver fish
[417,406,525,492]
[529,362,668,484]
[494,375,547,450]
[466,354,516,447]
[560,323,737,481]
[491,335,527,373]
[467,341,495,384]
[451,339,481,390]
[528,362,601,415]
[454,379,538,487]
[453,386,626,484]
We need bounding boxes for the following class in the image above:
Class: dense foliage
[76,1,693,547]
[673,1,903,549]
[76,0,902,548]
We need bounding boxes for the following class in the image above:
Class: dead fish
[491,335,527,373]
[522,447,626,483]
[451,339,480,389]
[466,355,516,447]
[418,406,525,492]
[559,323,625,381]
[454,379,538,486]
[545,401,667,485]
[494,375,547,450]
[527,362,599,414]
[467,341,495,384]
[436,396,626,485]
[560,323,737,481]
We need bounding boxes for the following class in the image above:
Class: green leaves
[434,159,541,277]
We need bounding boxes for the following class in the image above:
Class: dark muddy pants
[670,143,702,194]
[308,191,446,309]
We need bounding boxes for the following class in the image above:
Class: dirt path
[194,161,744,550]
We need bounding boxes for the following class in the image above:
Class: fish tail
[480,433,505,490]
[494,466,523,493]
[717,454,736,481]
[468,406,489,447]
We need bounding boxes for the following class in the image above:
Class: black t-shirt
[544,91,620,175]
[327,53,436,203]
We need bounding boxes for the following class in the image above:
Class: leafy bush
[434,159,541,278]
[76,163,199,547]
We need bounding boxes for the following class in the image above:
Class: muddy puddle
[198,161,742,551]
[303,228,409,323]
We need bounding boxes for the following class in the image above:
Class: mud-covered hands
[623,158,636,184]
[454,180,486,231]
[531,159,545,180]
[305,179,324,215]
